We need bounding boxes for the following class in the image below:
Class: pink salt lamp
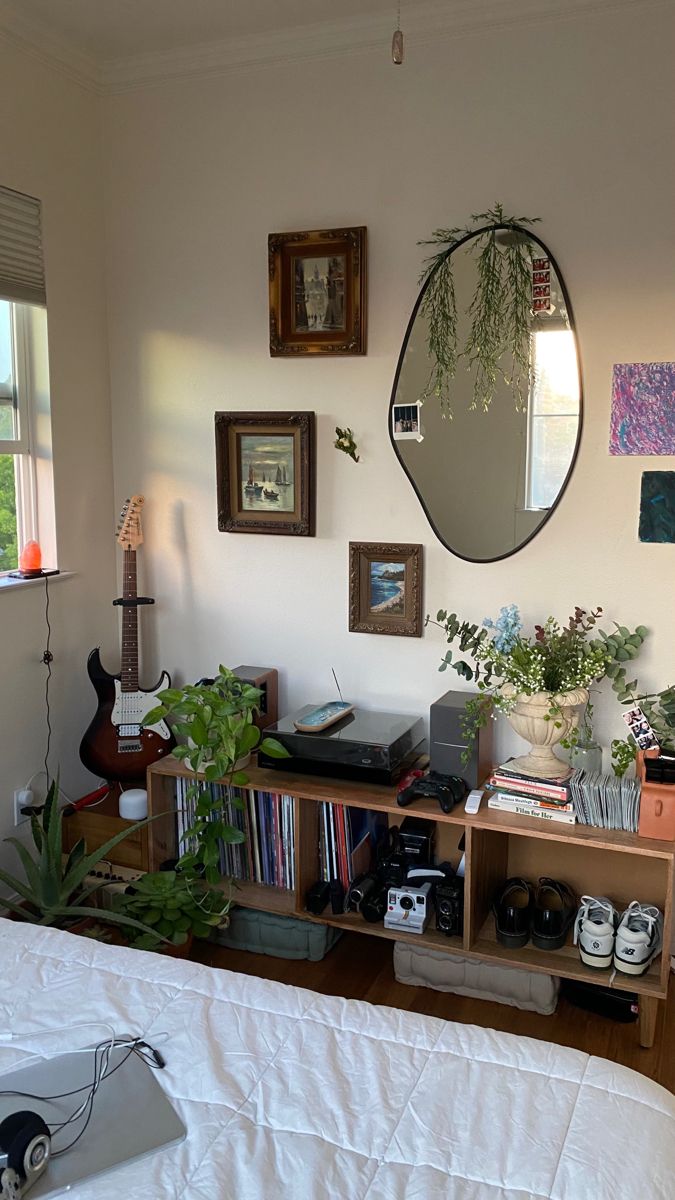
[19,540,42,578]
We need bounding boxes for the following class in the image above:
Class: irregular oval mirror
[389,225,582,562]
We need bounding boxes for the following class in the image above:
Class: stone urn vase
[503,686,589,779]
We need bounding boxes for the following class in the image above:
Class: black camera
[435,876,464,938]
[346,872,379,912]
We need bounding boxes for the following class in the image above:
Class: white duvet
[1,918,674,1199]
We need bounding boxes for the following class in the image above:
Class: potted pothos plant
[142,666,289,885]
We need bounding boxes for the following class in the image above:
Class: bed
[1,918,674,1199]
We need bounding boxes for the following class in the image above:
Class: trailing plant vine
[418,203,542,416]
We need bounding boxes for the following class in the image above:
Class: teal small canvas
[639,471,675,543]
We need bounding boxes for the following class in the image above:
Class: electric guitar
[79,495,175,783]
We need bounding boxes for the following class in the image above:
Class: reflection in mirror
[390,229,581,562]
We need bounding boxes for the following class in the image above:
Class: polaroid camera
[0,1111,51,1199]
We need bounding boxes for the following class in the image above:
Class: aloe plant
[0,778,160,939]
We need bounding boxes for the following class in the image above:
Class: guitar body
[79,648,176,783]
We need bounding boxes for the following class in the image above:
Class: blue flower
[483,604,522,654]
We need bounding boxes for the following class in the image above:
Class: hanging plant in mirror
[390,205,583,563]
[419,203,542,416]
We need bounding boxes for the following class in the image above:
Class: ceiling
[2,0,405,62]
[0,0,648,91]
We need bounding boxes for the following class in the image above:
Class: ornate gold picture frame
[215,411,315,536]
[349,542,423,636]
[268,227,367,356]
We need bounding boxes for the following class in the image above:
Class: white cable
[0,1020,118,1045]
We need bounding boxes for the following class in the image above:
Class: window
[525,329,580,510]
[0,185,53,576]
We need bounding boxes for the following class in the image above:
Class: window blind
[0,185,46,306]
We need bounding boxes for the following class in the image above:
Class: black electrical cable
[0,1038,163,1159]
[42,574,53,784]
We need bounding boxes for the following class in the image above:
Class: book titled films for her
[488,791,576,825]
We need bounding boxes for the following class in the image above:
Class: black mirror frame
[389,223,584,564]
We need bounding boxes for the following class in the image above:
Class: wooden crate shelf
[146,758,675,1049]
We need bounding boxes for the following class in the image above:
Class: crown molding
[0,0,669,97]
[0,0,101,91]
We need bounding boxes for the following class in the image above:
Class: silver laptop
[0,1040,186,1197]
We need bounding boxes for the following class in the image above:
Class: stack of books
[486,762,575,825]
[176,779,296,890]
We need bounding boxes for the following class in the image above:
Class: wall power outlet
[13,788,34,826]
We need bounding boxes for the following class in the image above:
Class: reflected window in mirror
[526,329,580,510]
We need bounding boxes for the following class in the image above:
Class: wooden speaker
[232,666,278,730]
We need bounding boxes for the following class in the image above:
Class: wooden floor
[193,932,675,1094]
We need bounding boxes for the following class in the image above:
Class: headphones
[0,1111,50,1199]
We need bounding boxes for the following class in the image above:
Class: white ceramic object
[504,687,588,779]
[119,787,148,820]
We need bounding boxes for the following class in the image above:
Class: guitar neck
[120,548,139,692]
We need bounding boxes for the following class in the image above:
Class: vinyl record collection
[318,802,388,892]
[175,778,296,890]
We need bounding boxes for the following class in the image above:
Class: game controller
[397,770,466,814]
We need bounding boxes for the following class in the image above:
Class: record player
[258,706,425,784]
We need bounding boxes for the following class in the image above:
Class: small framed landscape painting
[268,227,367,356]
[215,411,315,536]
[349,542,423,637]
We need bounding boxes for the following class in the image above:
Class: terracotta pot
[503,687,588,779]
[161,932,193,959]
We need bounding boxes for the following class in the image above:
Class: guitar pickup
[118,740,142,753]
[118,724,141,736]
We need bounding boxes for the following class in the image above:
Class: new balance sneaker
[614,901,663,976]
[573,895,618,969]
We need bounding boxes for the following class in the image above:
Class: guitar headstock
[116,495,145,550]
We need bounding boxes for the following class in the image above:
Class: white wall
[0,41,116,865]
[104,3,675,766]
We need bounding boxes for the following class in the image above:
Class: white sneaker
[573,896,618,969]
[614,901,663,976]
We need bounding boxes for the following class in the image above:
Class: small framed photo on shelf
[349,542,423,637]
[215,411,315,536]
[268,226,367,356]
[392,401,423,442]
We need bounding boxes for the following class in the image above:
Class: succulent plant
[114,869,229,950]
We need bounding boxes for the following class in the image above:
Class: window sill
[0,570,74,593]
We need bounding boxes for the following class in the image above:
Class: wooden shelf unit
[146,758,674,1048]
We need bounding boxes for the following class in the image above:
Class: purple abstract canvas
[609,361,675,455]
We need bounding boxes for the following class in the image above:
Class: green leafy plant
[113,869,230,951]
[418,203,542,416]
[0,778,160,939]
[142,667,289,884]
[609,683,675,775]
[428,604,648,764]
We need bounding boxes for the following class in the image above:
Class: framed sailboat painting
[215,411,316,536]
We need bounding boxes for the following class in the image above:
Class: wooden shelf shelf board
[473,916,666,999]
